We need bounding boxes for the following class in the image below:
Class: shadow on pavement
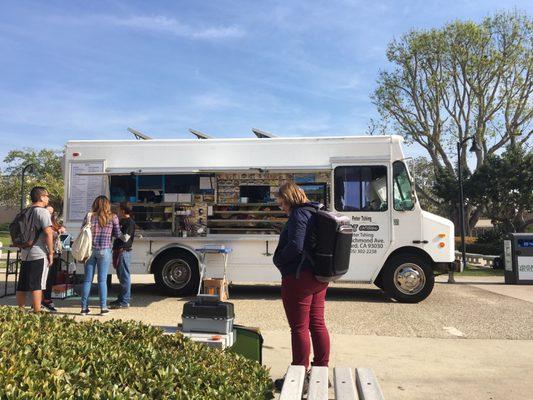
[436,281,506,286]
[228,284,391,303]
[1,281,392,307]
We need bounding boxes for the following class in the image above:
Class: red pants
[281,269,330,370]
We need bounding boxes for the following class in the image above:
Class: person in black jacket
[273,182,330,390]
[110,203,135,309]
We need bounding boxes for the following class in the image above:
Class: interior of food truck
[108,167,389,237]
[108,171,331,237]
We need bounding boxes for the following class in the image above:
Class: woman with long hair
[80,195,125,315]
[272,182,331,391]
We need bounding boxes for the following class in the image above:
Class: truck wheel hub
[162,260,191,290]
[394,263,425,295]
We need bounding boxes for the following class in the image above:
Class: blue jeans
[81,248,111,310]
[116,250,132,305]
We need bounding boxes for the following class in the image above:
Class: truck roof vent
[252,128,277,138]
[128,127,153,140]
[189,128,213,139]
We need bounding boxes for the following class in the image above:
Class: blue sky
[0,0,531,166]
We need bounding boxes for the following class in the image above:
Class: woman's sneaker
[100,308,110,315]
[41,302,58,313]
[80,308,91,315]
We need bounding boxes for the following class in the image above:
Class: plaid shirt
[84,214,122,250]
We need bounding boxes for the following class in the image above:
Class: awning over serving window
[96,166,331,175]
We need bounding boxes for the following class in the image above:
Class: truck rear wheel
[382,254,434,303]
[153,250,199,297]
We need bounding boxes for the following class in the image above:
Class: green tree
[373,11,532,234]
[0,148,64,211]
[469,145,533,233]
[409,156,443,214]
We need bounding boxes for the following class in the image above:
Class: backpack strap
[85,212,93,227]
[295,206,318,279]
[23,206,42,262]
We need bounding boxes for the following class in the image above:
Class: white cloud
[100,15,245,40]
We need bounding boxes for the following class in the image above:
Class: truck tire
[153,250,199,297]
[382,254,434,303]
[374,275,384,290]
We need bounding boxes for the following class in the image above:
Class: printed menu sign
[68,161,105,221]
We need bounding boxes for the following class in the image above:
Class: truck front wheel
[153,250,199,297]
[382,254,434,303]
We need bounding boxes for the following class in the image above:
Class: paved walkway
[436,275,533,303]
[264,331,533,400]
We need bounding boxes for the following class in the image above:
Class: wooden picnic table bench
[280,365,384,400]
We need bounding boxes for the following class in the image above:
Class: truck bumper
[434,261,461,273]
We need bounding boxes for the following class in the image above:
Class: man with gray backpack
[10,187,54,313]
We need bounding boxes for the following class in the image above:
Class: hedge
[454,238,502,256]
[0,307,274,399]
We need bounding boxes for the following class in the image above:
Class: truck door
[391,161,422,249]
[332,164,391,281]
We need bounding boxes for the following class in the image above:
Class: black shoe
[100,308,110,315]
[80,308,91,315]
[274,371,310,393]
[274,377,285,392]
[109,301,129,309]
[42,302,58,313]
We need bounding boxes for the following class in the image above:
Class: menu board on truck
[68,161,105,221]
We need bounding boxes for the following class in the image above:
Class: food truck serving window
[110,175,137,203]
[334,166,388,212]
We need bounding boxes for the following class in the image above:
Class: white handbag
[71,212,93,262]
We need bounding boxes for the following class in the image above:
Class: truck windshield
[393,161,415,211]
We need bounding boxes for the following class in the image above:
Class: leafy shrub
[476,229,506,245]
[455,235,502,255]
[454,236,477,245]
[0,307,274,399]
[465,242,502,256]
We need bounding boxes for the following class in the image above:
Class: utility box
[504,233,533,285]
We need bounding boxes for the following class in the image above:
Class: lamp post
[20,164,35,210]
[449,137,482,283]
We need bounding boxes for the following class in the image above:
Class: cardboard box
[51,284,74,299]
[202,278,229,301]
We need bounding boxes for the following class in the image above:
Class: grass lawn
[0,232,10,247]
[457,265,504,276]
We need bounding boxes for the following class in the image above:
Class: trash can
[504,233,533,285]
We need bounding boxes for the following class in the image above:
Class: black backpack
[9,207,41,249]
[299,205,354,282]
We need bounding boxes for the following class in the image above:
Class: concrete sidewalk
[436,275,533,303]
[264,330,533,400]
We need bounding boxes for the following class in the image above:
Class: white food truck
[63,135,455,303]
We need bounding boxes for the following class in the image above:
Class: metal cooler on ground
[179,294,264,362]
[504,233,533,285]
[181,294,234,334]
